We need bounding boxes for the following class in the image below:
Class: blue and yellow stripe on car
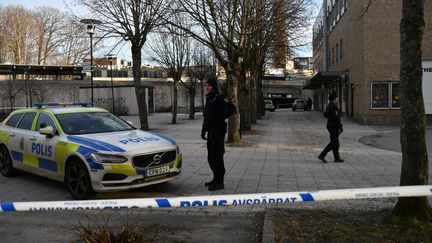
[0,131,9,145]
[10,150,57,172]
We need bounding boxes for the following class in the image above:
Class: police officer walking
[201,78,235,191]
[318,93,344,163]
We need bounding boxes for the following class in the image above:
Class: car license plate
[147,166,170,176]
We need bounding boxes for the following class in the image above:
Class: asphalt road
[359,126,432,154]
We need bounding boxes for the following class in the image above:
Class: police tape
[1,185,431,212]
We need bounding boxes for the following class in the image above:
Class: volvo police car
[0,103,182,199]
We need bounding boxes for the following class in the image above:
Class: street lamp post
[80,18,102,105]
[107,54,116,114]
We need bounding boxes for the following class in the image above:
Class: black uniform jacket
[325,102,342,129]
[203,91,236,134]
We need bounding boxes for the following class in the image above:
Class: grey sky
[0,0,68,10]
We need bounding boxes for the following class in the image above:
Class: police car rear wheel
[0,145,14,177]
[65,159,94,200]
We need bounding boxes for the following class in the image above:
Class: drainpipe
[322,0,329,72]
[321,0,329,111]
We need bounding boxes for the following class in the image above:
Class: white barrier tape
[1,185,431,212]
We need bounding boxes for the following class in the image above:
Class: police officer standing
[201,78,235,191]
[318,93,344,163]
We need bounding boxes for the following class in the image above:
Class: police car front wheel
[0,145,15,177]
[65,158,95,200]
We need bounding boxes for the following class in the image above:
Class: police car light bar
[34,102,93,108]
[34,102,59,108]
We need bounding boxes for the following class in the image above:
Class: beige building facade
[305,0,432,124]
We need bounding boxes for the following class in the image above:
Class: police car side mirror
[40,126,55,138]
[127,121,134,127]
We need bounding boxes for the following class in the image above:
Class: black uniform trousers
[320,126,340,159]
[207,131,226,184]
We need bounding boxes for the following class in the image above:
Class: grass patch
[273,209,432,242]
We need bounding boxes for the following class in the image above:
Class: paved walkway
[1,109,431,210]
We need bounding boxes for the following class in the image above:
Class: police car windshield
[56,112,134,135]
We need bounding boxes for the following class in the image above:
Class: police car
[0,103,182,199]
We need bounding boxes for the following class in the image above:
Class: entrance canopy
[303,71,346,89]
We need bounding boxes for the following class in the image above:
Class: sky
[1,0,323,60]
[0,0,69,11]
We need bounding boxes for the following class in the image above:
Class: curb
[262,208,275,243]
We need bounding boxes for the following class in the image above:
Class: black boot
[208,183,224,191]
[318,155,327,163]
[334,158,344,162]
[204,180,215,187]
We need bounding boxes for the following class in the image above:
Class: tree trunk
[256,72,264,120]
[392,0,430,221]
[172,80,178,124]
[250,70,258,124]
[131,43,150,130]
[200,79,205,112]
[240,73,252,131]
[189,86,196,119]
[227,64,241,143]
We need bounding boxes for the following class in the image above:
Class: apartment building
[305,0,432,124]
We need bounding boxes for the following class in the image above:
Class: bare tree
[33,7,64,65]
[3,5,35,64]
[186,43,216,119]
[0,5,8,63]
[237,0,311,130]
[0,5,91,65]
[174,0,310,141]
[78,0,172,130]
[392,0,430,221]
[271,0,289,68]
[148,25,191,124]
[174,0,250,143]
[58,17,92,65]
[1,78,20,109]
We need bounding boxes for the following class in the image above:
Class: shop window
[391,83,400,108]
[371,83,389,109]
[371,82,400,109]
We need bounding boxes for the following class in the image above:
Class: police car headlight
[90,153,128,163]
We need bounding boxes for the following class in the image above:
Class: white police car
[0,103,182,199]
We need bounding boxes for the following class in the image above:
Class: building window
[336,44,339,62]
[332,47,335,64]
[340,0,344,15]
[392,83,400,108]
[328,50,331,66]
[336,0,339,21]
[371,82,400,109]
[344,0,347,10]
[340,39,343,59]
[371,82,389,109]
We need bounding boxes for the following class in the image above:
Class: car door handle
[9,133,16,138]
[29,136,37,141]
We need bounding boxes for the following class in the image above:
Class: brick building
[304,0,432,124]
